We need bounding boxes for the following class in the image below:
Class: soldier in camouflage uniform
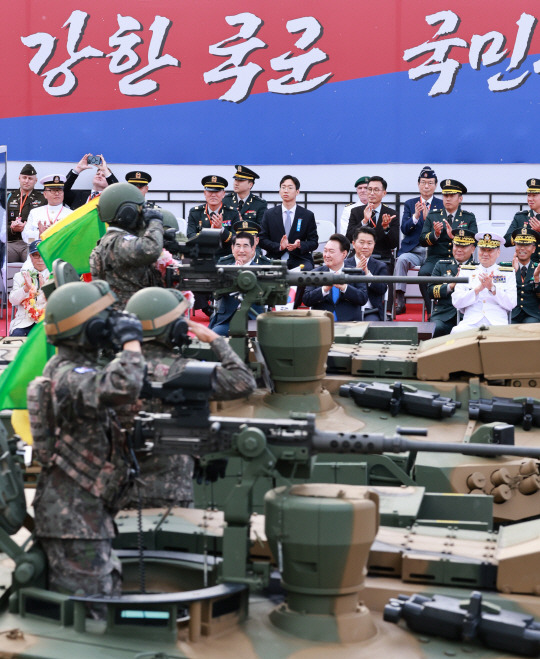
[90,182,164,308]
[28,280,145,607]
[124,287,257,508]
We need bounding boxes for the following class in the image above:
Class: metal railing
[147,189,529,230]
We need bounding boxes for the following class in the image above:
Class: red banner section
[3,0,540,119]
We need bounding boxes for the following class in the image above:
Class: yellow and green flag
[0,323,54,410]
[38,197,104,274]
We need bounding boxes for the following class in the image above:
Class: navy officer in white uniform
[451,232,517,333]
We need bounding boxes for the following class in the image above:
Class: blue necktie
[331,286,339,320]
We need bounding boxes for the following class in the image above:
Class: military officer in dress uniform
[504,178,540,262]
[451,232,516,333]
[506,227,540,324]
[186,175,237,316]
[22,175,72,245]
[418,178,477,311]
[428,229,477,337]
[224,165,267,227]
[125,170,152,198]
[6,164,46,262]
[186,175,237,257]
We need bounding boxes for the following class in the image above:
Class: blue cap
[28,239,41,255]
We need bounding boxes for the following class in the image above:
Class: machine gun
[385,591,540,657]
[166,229,468,361]
[133,363,540,587]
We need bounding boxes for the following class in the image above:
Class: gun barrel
[288,271,468,285]
[311,431,540,459]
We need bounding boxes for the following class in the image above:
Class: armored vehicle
[3,309,540,657]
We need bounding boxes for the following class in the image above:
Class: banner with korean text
[0,0,538,164]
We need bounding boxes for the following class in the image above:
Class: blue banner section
[2,59,539,165]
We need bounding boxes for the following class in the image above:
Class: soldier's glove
[108,311,143,346]
[192,457,228,484]
[163,228,182,255]
[169,317,190,348]
[141,204,163,226]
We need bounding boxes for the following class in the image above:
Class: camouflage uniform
[89,219,164,308]
[33,346,145,598]
[127,337,257,508]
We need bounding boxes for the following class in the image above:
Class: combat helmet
[98,182,144,230]
[44,280,116,346]
[161,209,179,231]
[126,287,190,342]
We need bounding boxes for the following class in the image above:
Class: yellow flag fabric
[12,410,32,445]
[38,197,104,274]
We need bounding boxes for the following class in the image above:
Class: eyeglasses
[419,180,436,185]
[367,187,383,193]
[280,185,296,191]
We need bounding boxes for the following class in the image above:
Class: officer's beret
[20,164,37,176]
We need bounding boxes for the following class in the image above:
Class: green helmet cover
[44,280,115,344]
[98,182,144,224]
[161,209,179,231]
[126,287,188,339]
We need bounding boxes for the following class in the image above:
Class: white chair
[316,220,336,252]
[177,217,187,236]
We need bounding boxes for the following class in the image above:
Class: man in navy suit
[303,233,368,321]
[259,174,318,270]
[209,231,272,336]
[394,166,443,315]
[345,226,388,320]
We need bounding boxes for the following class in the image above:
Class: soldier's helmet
[98,182,144,230]
[44,280,116,346]
[126,287,189,340]
[161,209,179,231]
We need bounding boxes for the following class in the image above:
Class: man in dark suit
[303,233,368,321]
[259,174,318,270]
[345,226,388,320]
[428,230,477,337]
[209,231,272,336]
[394,166,444,315]
[508,228,540,324]
[63,154,118,210]
[345,176,398,263]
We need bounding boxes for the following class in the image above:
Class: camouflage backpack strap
[27,376,56,466]
[27,364,72,465]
